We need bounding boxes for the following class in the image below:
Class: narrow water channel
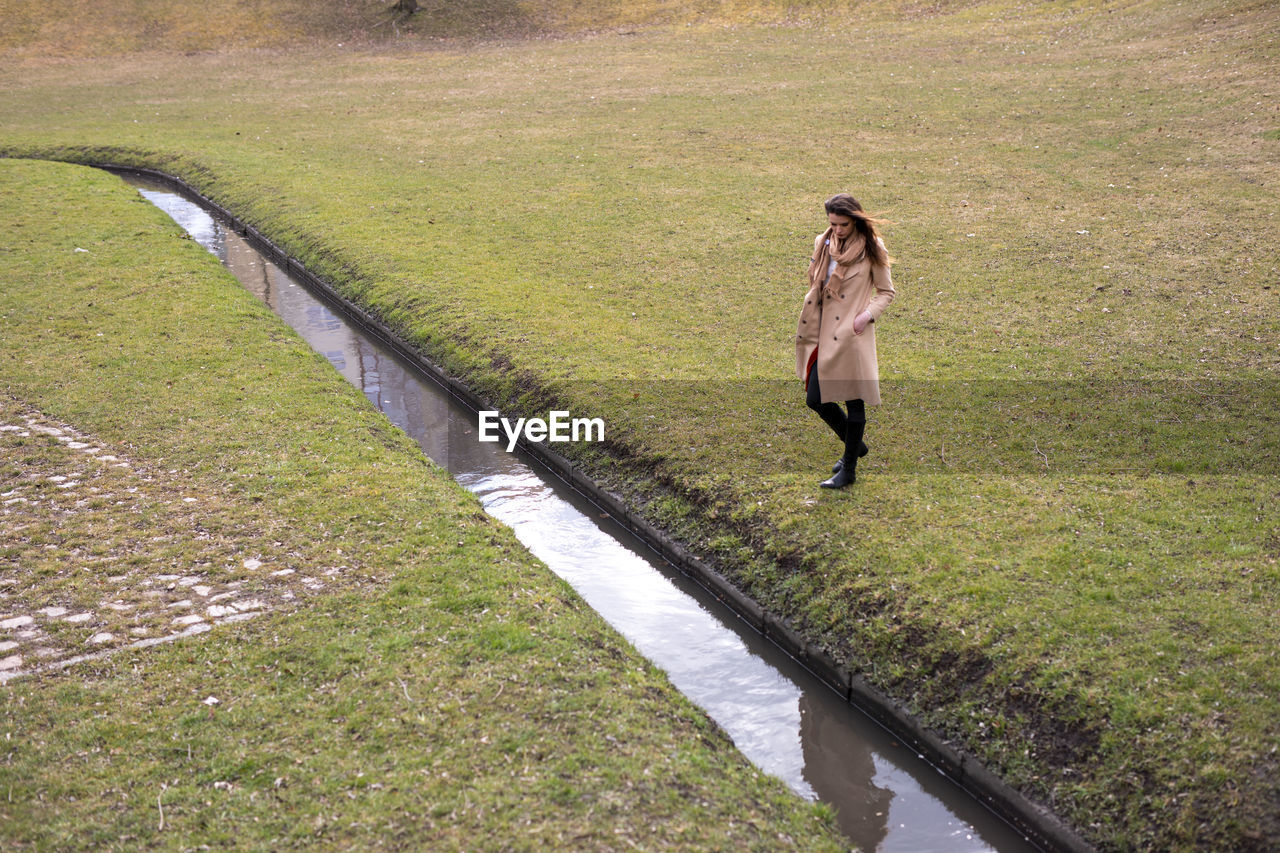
[127,174,1040,853]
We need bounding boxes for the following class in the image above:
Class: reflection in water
[132,180,1036,853]
[802,691,893,845]
[459,464,823,802]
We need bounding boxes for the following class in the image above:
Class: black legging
[806,362,865,460]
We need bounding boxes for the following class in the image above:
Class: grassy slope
[0,159,844,850]
[1,0,1278,848]
[0,0,829,55]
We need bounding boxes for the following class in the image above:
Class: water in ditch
[128,175,1038,853]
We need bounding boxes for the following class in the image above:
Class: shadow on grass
[562,379,1280,476]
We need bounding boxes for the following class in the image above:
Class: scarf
[809,228,867,300]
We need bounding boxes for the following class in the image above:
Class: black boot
[823,402,866,488]
[806,364,848,443]
[821,457,856,488]
[814,403,846,443]
[831,440,868,474]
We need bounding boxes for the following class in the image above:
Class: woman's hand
[853,310,873,335]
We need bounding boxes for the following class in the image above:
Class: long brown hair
[824,193,892,268]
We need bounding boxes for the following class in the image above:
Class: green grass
[0,159,844,851]
[1,0,1279,848]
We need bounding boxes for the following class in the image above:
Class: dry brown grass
[0,0,862,58]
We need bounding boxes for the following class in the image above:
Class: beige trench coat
[795,233,896,405]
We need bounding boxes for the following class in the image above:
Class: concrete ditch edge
[97,162,1095,853]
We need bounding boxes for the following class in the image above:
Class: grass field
[0,158,845,850]
[2,0,1278,848]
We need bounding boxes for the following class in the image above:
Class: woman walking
[796,194,895,488]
